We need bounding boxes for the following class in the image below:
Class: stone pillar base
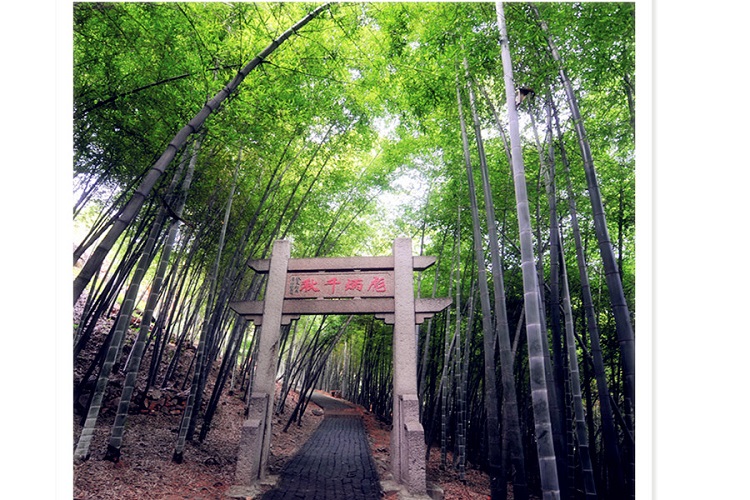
[234,418,262,486]
[399,394,426,495]
[404,420,427,495]
[234,393,270,487]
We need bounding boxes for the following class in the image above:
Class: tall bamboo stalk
[457,75,504,499]
[496,3,560,498]
[105,136,201,462]
[173,145,242,462]
[440,220,459,470]
[551,98,626,497]
[529,3,635,436]
[529,98,568,495]
[465,58,528,500]
[559,229,597,499]
[73,2,332,304]
[74,160,185,462]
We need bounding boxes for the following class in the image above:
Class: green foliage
[74,3,635,493]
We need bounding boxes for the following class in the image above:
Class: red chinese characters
[324,277,341,294]
[344,278,364,292]
[285,272,393,299]
[367,276,387,293]
[299,278,320,293]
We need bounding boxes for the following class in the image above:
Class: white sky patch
[481,126,501,140]
[392,167,430,203]
[307,124,329,144]
[375,160,436,239]
[372,114,400,141]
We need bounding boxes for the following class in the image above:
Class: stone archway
[229,238,450,495]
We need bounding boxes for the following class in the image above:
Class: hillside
[73,301,490,499]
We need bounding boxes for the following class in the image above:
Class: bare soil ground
[73,299,490,499]
[73,386,490,499]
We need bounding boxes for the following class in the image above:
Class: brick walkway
[260,391,383,499]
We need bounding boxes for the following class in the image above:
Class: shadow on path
[260,391,383,500]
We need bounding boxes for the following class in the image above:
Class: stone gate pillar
[234,240,289,486]
[391,237,426,495]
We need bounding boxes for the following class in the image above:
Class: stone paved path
[260,391,383,500]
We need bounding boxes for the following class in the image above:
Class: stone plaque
[285,271,395,299]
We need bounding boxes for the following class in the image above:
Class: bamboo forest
[71,2,637,499]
